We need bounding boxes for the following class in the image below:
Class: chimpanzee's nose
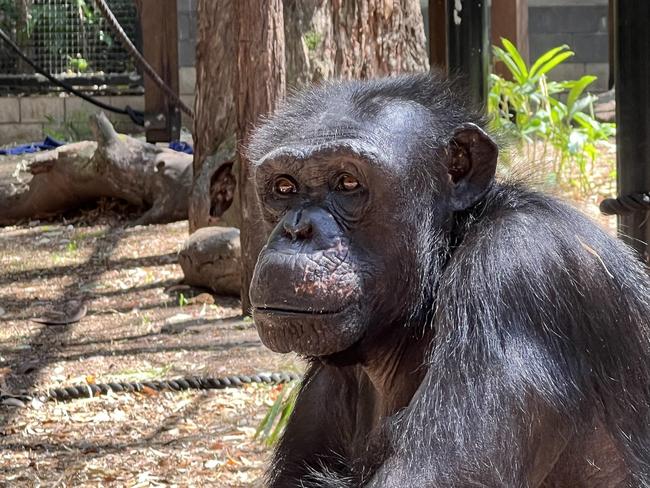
[283,209,313,240]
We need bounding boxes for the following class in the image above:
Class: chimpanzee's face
[251,151,409,356]
[249,92,497,358]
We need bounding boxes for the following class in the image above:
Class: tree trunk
[189,0,429,236]
[189,0,238,233]
[234,0,286,314]
[284,0,429,85]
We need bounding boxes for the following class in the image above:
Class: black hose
[0,26,144,126]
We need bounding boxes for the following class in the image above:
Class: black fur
[249,73,650,487]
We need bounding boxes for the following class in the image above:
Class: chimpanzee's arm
[267,362,362,487]
[364,358,574,488]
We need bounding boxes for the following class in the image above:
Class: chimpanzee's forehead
[253,96,431,168]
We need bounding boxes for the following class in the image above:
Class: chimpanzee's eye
[337,174,360,192]
[274,176,298,195]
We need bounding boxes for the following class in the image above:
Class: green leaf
[568,130,588,153]
[500,38,528,81]
[567,75,597,112]
[569,95,596,118]
[529,45,572,78]
[532,51,575,80]
[256,388,287,440]
[493,46,526,83]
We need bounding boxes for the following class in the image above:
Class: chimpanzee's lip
[253,306,346,316]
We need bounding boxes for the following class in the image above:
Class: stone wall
[529,0,609,90]
[0,67,196,146]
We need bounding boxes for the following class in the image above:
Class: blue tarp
[0,137,194,156]
[0,136,63,155]
[168,140,193,154]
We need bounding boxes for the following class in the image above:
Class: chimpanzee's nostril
[281,208,315,240]
[283,219,313,240]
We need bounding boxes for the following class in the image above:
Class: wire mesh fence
[0,0,142,93]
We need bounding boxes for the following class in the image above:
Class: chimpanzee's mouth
[254,306,345,316]
[252,304,362,356]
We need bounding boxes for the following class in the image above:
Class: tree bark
[189,0,238,232]
[234,0,286,314]
[284,0,429,85]
[0,113,193,226]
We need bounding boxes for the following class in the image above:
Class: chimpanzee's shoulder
[456,181,636,276]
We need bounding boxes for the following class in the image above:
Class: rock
[2,397,26,408]
[178,227,241,297]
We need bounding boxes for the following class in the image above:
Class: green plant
[66,239,79,253]
[489,39,616,192]
[67,54,89,73]
[303,30,321,51]
[178,293,189,307]
[255,381,300,446]
[44,111,94,142]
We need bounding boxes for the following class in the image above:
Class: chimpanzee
[247,72,650,487]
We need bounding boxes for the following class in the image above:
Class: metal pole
[446,0,490,107]
[614,0,650,260]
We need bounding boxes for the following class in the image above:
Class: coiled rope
[2,372,301,405]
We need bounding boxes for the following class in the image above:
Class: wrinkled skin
[247,74,650,488]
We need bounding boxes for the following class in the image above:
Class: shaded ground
[0,214,303,487]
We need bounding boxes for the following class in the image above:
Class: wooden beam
[491,0,529,78]
[141,0,180,143]
[428,0,447,70]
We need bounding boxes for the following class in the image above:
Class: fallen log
[1,112,199,226]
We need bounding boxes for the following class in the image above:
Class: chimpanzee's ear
[444,123,498,211]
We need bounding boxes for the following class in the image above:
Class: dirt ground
[0,206,304,487]
[0,146,617,487]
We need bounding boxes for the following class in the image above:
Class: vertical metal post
[614,0,650,260]
[446,0,490,107]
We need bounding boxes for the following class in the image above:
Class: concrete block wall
[0,95,141,145]
[529,0,609,91]
[178,0,198,68]
[0,67,195,146]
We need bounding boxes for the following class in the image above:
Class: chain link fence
[0,0,142,94]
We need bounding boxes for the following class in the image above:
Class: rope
[92,0,194,119]
[1,373,300,405]
[0,27,144,126]
[600,192,650,216]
